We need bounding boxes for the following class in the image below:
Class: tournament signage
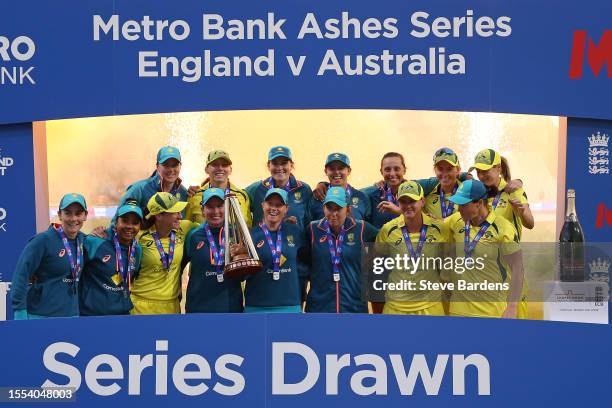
[0,0,611,124]
[1,314,612,407]
[0,124,36,283]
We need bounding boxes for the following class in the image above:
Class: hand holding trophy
[224,193,263,278]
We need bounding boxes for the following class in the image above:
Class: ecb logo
[0,148,14,176]
[0,207,7,232]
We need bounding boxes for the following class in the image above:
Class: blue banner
[0,314,611,407]
[0,0,611,124]
[0,124,36,283]
[567,118,612,243]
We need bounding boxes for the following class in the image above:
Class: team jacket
[183,224,244,313]
[119,173,189,216]
[307,183,371,222]
[11,225,85,317]
[80,234,143,316]
[305,217,379,313]
[245,222,308,308]
[245,175,313,228]
[362,177,454,228]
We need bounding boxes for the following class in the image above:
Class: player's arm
[509,190,534,229]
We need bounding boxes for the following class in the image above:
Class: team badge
[257,240,265,248]
[294,191,302,202]
[286,235,295,247]
[352,197,359,206]
[347,233,355,244]
[197,241,205,250]
[320,236,328,243]
[102,255,111,263]
[111,273,123,286]
[59,249,66,257]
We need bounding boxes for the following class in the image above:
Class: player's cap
[157,146,182,164]
[264,188,289,205]
[59,193,88,211]
[433,147,459,167]
[268,146,293,161]
[469,148,501,172]
[448,179,488,205]
[206,150,232,166]
[116,203,143,220]
[146,192,187,219]
[323,186,348,208]
[397,181,424,201]
[325,152,351,167]
[201,187,225,206]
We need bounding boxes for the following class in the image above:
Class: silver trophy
[223,193,263,278]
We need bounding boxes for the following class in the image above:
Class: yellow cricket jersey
[185,181,252,227]
[489,178,529,241]
[445,212,520,318]
[131,220,198,302]
[376,213,451,313]
[424,181,462,219]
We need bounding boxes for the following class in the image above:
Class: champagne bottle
[559,189,585,282]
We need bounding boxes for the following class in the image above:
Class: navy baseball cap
[448,180,488,205]
[325,152,350,167]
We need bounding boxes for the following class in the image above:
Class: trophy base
[224,259,263,279]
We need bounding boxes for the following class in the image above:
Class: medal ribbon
[204,224,225,274]
[464,220,491,257]
[260,222,283,275]
[113,231,137,291]
[401,224,428,260]
[266,176,291,192]
[323,219,346,282]
[382,183,397,204]
[439,184,458,218]
[491,192,502,210]
[151,230,176,270]
[55,225,83,286]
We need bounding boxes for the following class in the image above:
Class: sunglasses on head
[433,147,456,160]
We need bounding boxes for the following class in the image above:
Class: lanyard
[323,219,346,282]
[401,223,428,260]
[439,184,458,218]
[260,222,283,280]
[204,224,225,283]
[382,183,397,204]
[151,230,176,271]
[464,220,491,257]
[266,176,291,192]
[54,225,82,292]
[491,192,502,210]
[112,232,137,295]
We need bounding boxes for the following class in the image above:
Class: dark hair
[380,152,406,170]
[500,156,511,181]
[141,209,155,230]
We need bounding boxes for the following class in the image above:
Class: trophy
[223,193,263,278]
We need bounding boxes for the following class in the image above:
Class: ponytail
[500,156,511,181]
